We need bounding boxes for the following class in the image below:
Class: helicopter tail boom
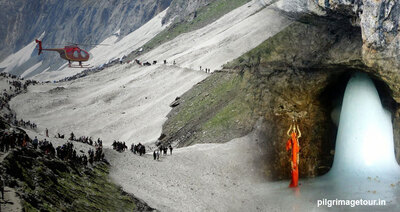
[35,39,43,55]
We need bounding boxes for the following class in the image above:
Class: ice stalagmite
[330,73,400,177]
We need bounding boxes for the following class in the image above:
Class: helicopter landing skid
[68,64,93,69]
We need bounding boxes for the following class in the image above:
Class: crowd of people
[38,136,104,166]
[0,73,180,168]
[0,126,106,168]
[66,132,103,147]
[1,73,38,127]
[0,130,29,152]
[135,59,178,67]
[1,73,38,92]
[1,127,175,165]
[199,66,212,73]
[15,119,37,130]
[153,145,173,160]
[54,54,212,83]
[55,142,104,166]
[38,138,56,157]
[112,141,128,152]
[1,131,106,168]
[56,142,81,163]
[112,141,148,156]
[130,143,146,156]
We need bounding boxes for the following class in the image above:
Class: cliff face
[162,0,215,24]
[315,0,400,97]
[315,0,400,172]
[0,0,172,75]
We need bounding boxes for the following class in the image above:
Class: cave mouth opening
[316,70,398,173]
[320,70,397,124]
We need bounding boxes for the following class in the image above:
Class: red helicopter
[35,39,91,68]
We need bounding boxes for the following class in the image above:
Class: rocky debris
[162,0,214,24]
[169,96,181,107]
[314,0,399,53]
[169,101,180,107]
[49,86,65,93]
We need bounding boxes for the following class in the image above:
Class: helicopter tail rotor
[35,39,43,55]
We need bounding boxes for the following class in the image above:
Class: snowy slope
[20,62,42,78]
[141,0,292,72]
[0,40,38,73]
[10,0,292,145]
[0,32,45,75]
[12,64,207,144]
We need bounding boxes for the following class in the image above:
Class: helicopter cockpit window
[80,51,87,58]
[73,50,79,58]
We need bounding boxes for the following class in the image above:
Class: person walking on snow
[33,136,38,149]
[286,121,301,188]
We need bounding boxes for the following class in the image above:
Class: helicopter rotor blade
[67,42,110,46]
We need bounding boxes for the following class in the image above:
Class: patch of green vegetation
[162,71,257,146]
[224,22,298,69]
[141,0,251,53]
[203,97,251,131]
[165,72,241,134]
[224,19,363,71]
[22,201,38,212]
[50,163,136,212]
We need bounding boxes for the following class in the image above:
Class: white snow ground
[5,0,400,211]
[11,64,207,145]
[0,32,45,74]
[0,41,38,73]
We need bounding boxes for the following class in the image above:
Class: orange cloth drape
[286,132,299,187]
